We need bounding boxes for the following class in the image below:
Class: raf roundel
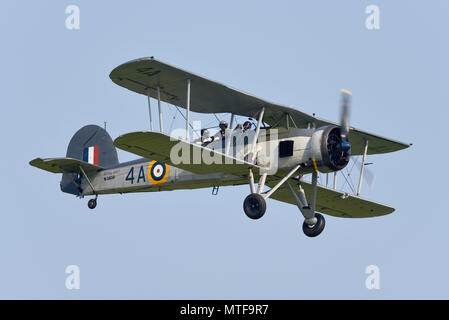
[147,161,169,185]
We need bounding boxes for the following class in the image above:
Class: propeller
[340,89,352,154]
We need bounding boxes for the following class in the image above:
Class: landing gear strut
[78,165,98,210]
[285,170,327,237]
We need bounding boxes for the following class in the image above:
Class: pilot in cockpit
[214,120,228,140]
[201,129,214,146]
[242,121,252,132]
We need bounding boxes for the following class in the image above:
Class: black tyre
[302,213,325,237]
[243,193,266,220]
[88,199,97,209]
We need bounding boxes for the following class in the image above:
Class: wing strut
[249,107,265,163]
[333,171,337,189]
[147,88,153,131]
[225,113,235,156]
[356,139,369,196]
[186,79,191,140]
[157,86,163,133]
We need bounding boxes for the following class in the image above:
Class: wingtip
[29,157,41,166]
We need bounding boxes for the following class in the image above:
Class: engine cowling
[309,125,350,172]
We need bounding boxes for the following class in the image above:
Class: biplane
[30,57,410,237]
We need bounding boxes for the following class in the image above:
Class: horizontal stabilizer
[29,157,103,174]
[268,179,394,218]
[114,131,261,175]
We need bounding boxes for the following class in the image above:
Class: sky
[0,0,447,299]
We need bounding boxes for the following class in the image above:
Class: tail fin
[60,125,119,195]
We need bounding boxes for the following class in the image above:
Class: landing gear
[87,197,97,209]
[79,165,98,210]
[243,193,266,220]
[243,164,327,237]
[302,213,325,237]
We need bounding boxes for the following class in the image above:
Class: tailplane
[30,124,119,195]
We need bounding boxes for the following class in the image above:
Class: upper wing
[267,178,394,218]
[110,57,300,124]
[29,157,103,174]
[114,131,261,175]
[110,57,410,155]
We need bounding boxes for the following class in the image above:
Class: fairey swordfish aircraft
[30,57,410,237]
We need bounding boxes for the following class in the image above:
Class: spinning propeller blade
[340,89,352,153]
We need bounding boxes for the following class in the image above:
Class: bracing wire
[174,105,200,139]
[340,169,356,194]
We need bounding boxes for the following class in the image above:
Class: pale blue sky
[0,0,447,299]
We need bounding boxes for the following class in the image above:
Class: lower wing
[114,131,261,175]
[267,178,394,218]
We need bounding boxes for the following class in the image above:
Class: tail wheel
[88,198,97,209]
[243,193,266,220]
[302,213,325,237]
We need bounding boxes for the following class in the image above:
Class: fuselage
[82,158,246,196]
[81,127,339,196]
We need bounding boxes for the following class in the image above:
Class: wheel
[88,198,97,209]
[302,213,325,237]
[243,193,266,220]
